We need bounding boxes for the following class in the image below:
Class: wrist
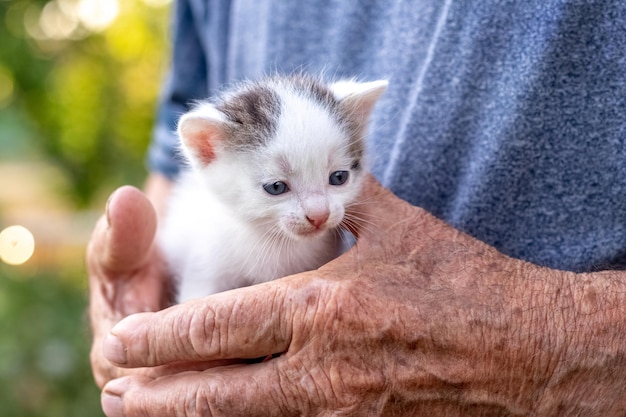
[535,269,626,414]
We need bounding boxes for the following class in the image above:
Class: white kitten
[158,75,387,302]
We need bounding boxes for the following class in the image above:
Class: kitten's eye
[329,171,349,186]
[263,181,290,195]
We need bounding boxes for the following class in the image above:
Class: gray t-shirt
[149,0,626,272]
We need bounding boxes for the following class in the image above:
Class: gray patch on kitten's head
[213,74,367,166]
[216,84,281,152]
[281,74,339,110]
[276,74,366,167]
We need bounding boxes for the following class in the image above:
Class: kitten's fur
[158,75,387,302]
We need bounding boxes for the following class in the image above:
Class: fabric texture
[148,0,626,272]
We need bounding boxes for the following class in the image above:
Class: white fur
[158,76,387,302]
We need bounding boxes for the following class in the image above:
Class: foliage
[0,264,103,417]
[0,0,171,206]
[0,1,172,415]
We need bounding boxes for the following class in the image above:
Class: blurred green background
[0,0,171,415]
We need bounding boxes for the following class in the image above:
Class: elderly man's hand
[94,176,626,416]
[87,182,175,387]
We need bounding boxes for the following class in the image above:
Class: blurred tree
[0,3,172,415]
[0,0,171,206]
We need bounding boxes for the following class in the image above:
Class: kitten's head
[177,74,387,240]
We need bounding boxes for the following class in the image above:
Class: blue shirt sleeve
[147,0,209,180]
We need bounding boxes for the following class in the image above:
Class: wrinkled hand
[95,176,626,416]
[87,185,172,387]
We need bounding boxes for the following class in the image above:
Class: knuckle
[318,358,388,410]
[281,354,388,415]
[302,278,363,337]
[123,375,217,417]
[176,303,219,359]
[188,374,265,417]
[275,360,312,413]
[188,381,219,417]
[331,361,388,409]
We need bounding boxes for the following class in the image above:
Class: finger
[102,277,321,367]
[101,360,306,417]
[88,186,158,277]
[88,185,167,319]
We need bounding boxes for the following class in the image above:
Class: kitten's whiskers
[341,199,384,239]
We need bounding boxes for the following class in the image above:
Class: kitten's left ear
[330,79,388,121]
[177,103,233,167]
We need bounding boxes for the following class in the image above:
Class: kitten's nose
[306,212,330,228]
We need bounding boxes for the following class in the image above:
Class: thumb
[91,186,157,277]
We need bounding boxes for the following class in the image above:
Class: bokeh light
[0,225,35,265]
[141,0,172,7]
[39,0,79,40]
[78,0,119,32]
[23,0,120,41]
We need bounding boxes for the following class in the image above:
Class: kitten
[158,74,387,302]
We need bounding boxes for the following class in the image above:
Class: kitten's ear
[330,79,388,121]
[177,104,232,166]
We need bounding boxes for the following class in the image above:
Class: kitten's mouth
[286,218,338,240]
[297,228,323,237]
[293,225,329,239]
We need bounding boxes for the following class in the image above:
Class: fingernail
[101,392,124,417]
[102,376,131,417]
[103,333,127,365]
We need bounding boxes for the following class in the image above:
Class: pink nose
[306,212,329,228]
